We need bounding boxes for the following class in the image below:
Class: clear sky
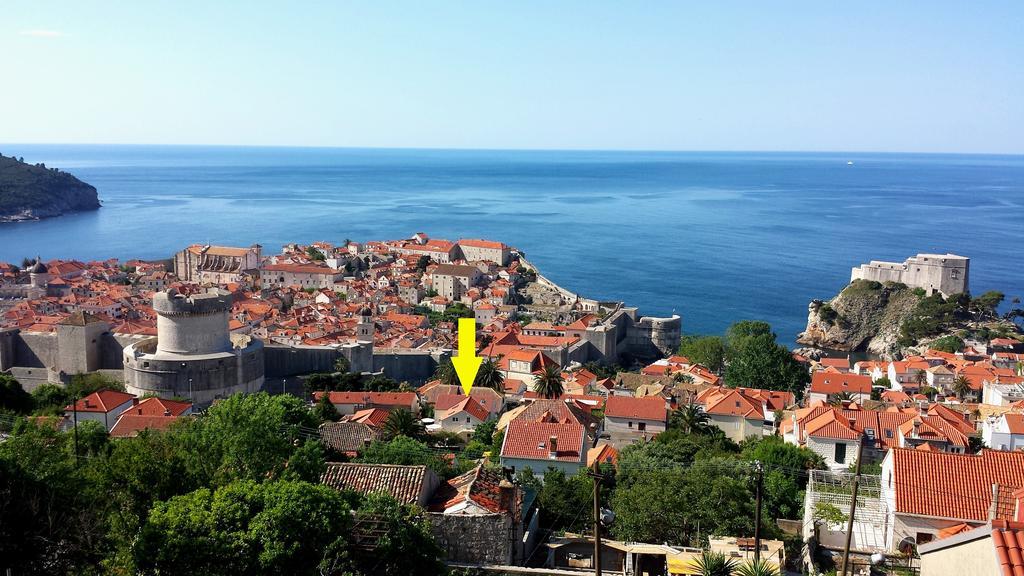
[3,1,1022,153]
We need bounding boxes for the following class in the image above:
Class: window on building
[916,532,934,545]
[834,442,847,464]
[628,421,633,428]
[638,422,646,431]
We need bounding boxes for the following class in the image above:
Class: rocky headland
[797,279,1022,359]
[0,153,100,222]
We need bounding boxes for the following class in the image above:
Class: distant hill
[0,153,100,222]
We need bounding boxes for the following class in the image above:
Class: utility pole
[841,439,866,576]
[753,460,763,563]
[72,394,80,468]
[589,461,604,576]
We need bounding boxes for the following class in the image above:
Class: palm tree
[691,551,737,576]
[670,403,710,434]
[475,357,505,393]
[434,357,458,387]
[382,409,425,440]
[735,559,779,576]
[828,391,855,406]
[533,364,565,399]
[914,369,928,389]
[951,374,973,400]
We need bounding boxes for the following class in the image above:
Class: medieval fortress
[850,253,969,297]
[1,239,679,404]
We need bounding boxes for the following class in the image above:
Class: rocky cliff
[796,279,920,358]
[0,154,100,222]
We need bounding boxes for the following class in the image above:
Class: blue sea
[1,145,1022,347]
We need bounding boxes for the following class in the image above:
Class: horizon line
[2,141,1023,158]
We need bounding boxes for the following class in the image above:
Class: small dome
[358,306,373,317]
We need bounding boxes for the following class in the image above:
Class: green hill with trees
[0,153,100,221]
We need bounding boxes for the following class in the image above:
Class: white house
[64,389,136,431]
[981,413,1024,452]
[603,395,666,443]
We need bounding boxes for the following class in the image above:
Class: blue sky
[3,1,1022,153]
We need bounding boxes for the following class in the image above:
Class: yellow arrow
[451,317,482,395]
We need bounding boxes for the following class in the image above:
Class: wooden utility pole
[590,461,603,576]
[753,460,763,563]
[841,439,866,576]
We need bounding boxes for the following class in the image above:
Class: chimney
[137,408,143,415]
[498,479,515,513]
[548,435,558,459]
[989,483,1001,520]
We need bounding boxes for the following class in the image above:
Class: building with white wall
[850,253,968,296]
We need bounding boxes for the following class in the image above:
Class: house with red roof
[108,396,192,438]
[696,387,770,442]
[919,519,1024,576]
[64,389,136,431]
[499,419,586,477]
[808,372,873,404]
[312,391,419,416]
[434,395,492,436]
[603,395,667,443]
[881,448,1024,550]
[982,413,1024,452]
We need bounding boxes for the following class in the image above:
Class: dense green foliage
[0,153,99,214]
[929,334,965,353]
[677,335,727,373]
[533,364,565,398]
[0,392,440,575]
[724,321,809,395]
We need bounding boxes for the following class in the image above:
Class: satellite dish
[897,536,917,556]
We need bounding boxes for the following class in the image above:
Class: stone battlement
[153,289,232,316]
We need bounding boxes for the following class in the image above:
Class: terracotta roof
[436,396,490,423]
[120,396,192,418]
[992,520,1024,576]
[314,391,417,408]
[501,420,584,463]
[319,421,379,454]
[345,408,391,428]
[805,410,862,441]
[890,449,1024,521]
[109,414,179,438]
[458,239,507,250]
[321,463,433,504]
[1005,414,1024,435]
[605,395,666,422]
[810,372,873,395]
[428,465,518,514]
[66,390,136,414]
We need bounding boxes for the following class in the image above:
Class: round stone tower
[153,289,232,355]
[124,289,264,406]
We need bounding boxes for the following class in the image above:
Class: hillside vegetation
[0,153,99,221]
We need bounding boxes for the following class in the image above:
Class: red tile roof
[121,396,192,418]
[109,414,179,438]
[604,395,666,422]
[314,391,417,408]
[501,420,584,463]
[890,449,1024,521]
[991,520,1024,576]
[810,372,873,395]
[321,463,433,504]
[66,390,136,414]
[428,465,517,514]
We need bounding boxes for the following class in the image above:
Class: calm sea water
[1,144,1022,347]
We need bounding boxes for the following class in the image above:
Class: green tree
[356,436,451,478]
[475,357,505,393]
[382,409,425,440]
[724,322,809,395]
[334,355,352,374]
[678,335,727,373]
[415,255,431,272]
[828,391,854,406]
[951,374,973,400]
[0,374,33,414]
[133,479,352,576]
[30,382,70,414]
[971,291,1005,317]
[670,403,711,434]
[735,558,780,576]
[283,440,327,483]
[351,493,443,576]
[314,393,341,422]
[929,335,964,353]
[533,364,565,399]
[66,372,125,397]
[537,467,596,532]
[434,357,458,386]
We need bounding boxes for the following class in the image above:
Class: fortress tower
[123,289,264,405]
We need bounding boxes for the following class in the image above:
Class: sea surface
[1,144,1022,347]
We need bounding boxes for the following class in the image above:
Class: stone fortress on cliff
[850,253,969,297]
[122,289,265,404]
